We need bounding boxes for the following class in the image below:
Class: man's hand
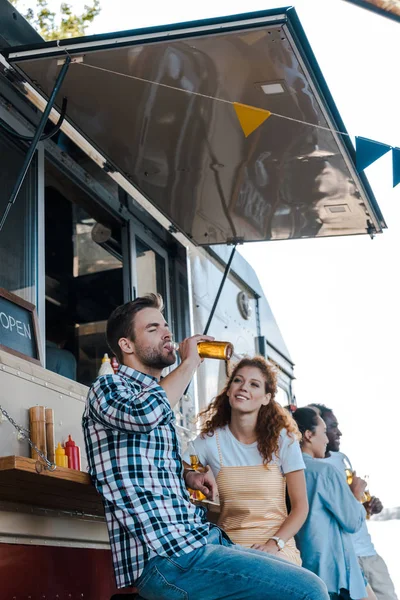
[160,334,214,408]
[364,496,383,516]
[184,466,217,501]
[178,334,215,367]
[251,540,280,555]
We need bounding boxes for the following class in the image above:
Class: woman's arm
[252,469,308,554]
[320,467,365,534]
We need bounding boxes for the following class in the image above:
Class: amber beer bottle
[189,453,206,502]
[171,340,233,360]
[197,341,233,361]
[345,468,353,485]
[346,468,372,514]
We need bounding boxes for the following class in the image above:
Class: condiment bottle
[65,434,81,470]
[111,356,119,374]
[45,408,55,464]
[98,353,114,376]
[29,406,47,460]
[55,442,67,468]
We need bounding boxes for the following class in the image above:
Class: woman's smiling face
[227,366,271,415]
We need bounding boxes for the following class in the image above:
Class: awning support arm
[182,243,237,398]
[203,243,237,335]
[0,96,68,142]
[0,56,71,232]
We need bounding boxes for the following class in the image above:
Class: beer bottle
[171,341,233,361]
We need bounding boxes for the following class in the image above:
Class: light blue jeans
[136,527,329,600]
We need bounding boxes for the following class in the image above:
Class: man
[310,404,398,600]
[83,294,328,600]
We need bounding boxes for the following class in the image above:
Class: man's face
[324,411,342,452]
[131,308,176,370]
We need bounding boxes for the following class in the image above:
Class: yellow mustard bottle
[55,442,67,468]
[98,353,114,376]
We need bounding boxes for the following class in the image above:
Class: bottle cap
[101,353,110,363]
[65,434,76,447]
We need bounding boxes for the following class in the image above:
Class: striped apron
[215,431,301,565]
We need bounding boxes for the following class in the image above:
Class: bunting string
[74,61,352,138]
[65,59,398,186]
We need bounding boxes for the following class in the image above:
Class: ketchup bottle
[111,356,119,374]
[65,435,81,470]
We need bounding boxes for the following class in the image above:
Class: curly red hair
[199,356,300,465]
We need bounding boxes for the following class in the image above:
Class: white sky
[17,0,400,507]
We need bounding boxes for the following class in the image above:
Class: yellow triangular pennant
[233,102,271,138]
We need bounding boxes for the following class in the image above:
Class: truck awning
[2,7,385,246]
[345,0,400,23]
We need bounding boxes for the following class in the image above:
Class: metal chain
[0,404,56,471]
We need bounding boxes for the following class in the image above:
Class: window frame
[129,217,173,329]
[0,106,42,355]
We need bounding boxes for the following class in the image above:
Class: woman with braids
[183,356,307,565]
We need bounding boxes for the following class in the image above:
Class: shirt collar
[118,364,159,384]
[302,452,314,462]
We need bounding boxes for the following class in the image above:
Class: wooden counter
[0,456,104,516]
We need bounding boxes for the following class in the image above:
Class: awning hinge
[226,237,244,245]
[57,55,84,66]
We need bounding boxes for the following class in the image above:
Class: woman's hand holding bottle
[350,472,367,502]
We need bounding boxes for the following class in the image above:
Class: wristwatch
[270,536,285,550]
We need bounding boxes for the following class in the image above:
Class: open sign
[0,288,42,366]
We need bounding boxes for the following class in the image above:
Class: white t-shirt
[183,425,305,479]
[322,451,376,558]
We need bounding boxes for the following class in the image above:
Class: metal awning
[2,7,386,245]
[345,0,400,22]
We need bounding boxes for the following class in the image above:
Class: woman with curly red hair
[184,356,308,565]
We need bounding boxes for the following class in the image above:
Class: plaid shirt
[82,365,210,589]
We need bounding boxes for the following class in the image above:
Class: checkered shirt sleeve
[82,365,210,589]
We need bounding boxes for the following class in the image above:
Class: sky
[14,0,400,508]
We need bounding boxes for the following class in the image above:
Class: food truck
[0,1,385,597]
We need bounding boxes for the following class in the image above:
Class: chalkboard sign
[0,288,43,366]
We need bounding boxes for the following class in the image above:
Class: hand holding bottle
[185,465,217,502]
[350,472,367,502]
[178,334,215,367]
[364,496,383,516]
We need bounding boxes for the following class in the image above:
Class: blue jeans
[136,527,329,600]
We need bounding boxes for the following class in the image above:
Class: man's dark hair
[309,403,333,421]
[106,294,164,363]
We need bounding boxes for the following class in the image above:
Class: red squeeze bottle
[65,435,81,470]
[111,356,119,374]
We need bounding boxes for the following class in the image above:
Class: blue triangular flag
[356,137,391,172]
[392,148,400,188]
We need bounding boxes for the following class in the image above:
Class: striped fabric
[82,365,210,589]
[215,431,302,565]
